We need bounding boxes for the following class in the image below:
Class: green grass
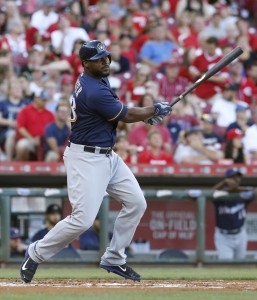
[0,266,257,280]
[1,267,257,300]
[0,291,257,300]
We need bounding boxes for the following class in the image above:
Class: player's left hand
[154,102,172,117]
[144,115,163,125]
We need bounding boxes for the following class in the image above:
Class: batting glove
[154,102,172,117]
[144,115,163,125]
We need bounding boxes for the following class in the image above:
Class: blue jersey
[44,122,70,152]
[79,227,112,250]
[69,73,127,147]
[0,99,29,135]
[214,191,254,230]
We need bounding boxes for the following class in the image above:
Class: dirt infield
[0,279,257,292]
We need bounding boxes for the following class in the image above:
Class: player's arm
[18,127,40,146]
[45,137,59,154]
[39,60,71,72]
[213,178,240,192]
[122,106,155,123]
[0,112,16,128]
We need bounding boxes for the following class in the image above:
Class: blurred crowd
[0,0,257,166]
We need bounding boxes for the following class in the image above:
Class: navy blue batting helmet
[79,40,111,62]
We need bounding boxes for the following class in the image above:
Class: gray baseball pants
[28,142,147,265]
[214,227,247,259]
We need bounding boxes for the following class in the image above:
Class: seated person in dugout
[10,227,28,258]
[32,204,80,259]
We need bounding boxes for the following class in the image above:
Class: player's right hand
[154,102,172,118]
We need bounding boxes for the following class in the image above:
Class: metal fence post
[196,195,206,265]
[99,195,110,256]
[0,195,11,262]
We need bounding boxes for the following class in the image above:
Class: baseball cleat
[20,249,38,283]
[100,263,141,281]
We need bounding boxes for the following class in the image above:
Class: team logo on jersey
[97,43,106,52]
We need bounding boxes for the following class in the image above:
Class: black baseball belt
[68,141,112,155]
[218,228,241,235]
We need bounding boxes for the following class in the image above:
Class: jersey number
[70,96,77,122]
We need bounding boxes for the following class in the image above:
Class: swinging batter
[20,40,172,282]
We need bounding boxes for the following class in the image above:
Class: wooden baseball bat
[170,46,243,108]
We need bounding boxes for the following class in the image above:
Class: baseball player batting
[20,40,172,282]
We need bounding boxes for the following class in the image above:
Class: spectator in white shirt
[50,14,89,57]
[174,126,223,165]
[4,20,27,70]
[30,0,58,36]
[243,107,257,163]
[211,83,239,128]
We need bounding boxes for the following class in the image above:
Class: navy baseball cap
[46,204,62,215]
[236,104,248,113]
[10,227,22,239]
[185,126,202,137]
[225,168,242,177]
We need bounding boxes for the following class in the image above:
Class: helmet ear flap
[108,55,111,63]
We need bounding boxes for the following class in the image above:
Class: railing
[0,188,255,264]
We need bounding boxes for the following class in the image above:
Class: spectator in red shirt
[171,11,199,50]
[219,23,239,48]
[189,36,228,104]
[228,60,257,106]
[125,63,151,105]
[247,63,257,87]
[114,135,139,165]
[128,87,172,154]
[128,121,172,153]
[224,128,247,164]
[119,14,138,41]
[15,89,55,161]
[59,74,74,102]
[236,17,257,52]
[119,32,137,65]
[20,12,39,49]
[129,13,153,55]
[138,129,173,165]
[127,0,148,35]
[158,60,189,104]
